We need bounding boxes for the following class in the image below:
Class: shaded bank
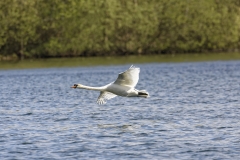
[1,53,240,70]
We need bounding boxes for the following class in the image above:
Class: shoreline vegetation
[0,1,240,60]
[1,53,240,70]
[1,0,240,70]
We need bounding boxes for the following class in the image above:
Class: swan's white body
[71,65,149,104]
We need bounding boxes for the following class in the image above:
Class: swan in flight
[71,65,149,105]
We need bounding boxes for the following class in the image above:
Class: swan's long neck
[77,84,106,91]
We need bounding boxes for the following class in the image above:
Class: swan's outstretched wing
[97,91,117,105]
[113,65,140,87]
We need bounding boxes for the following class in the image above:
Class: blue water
[0,61,240,159]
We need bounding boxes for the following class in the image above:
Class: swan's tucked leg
[138,90,149,98]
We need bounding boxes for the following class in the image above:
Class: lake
[0,61,240,159]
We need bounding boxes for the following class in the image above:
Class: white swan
[71,65,149,105]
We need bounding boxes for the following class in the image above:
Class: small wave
[54,117,69,122]
[21,112,33,116]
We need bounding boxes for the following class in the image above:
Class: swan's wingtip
[129,65,139,70]
[97,101,104,105]
[97,99,107,105]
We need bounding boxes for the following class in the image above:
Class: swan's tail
[138,90,149,98]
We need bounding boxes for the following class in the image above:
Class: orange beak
[71,85,77,89]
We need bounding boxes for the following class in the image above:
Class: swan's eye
[74,84,78,87]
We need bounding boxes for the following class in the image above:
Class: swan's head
[71,84,82,89]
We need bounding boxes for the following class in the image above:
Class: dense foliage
[0,0,240,59]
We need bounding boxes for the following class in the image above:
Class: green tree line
[0,0,240,59]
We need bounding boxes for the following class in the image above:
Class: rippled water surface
[1,61,240,159]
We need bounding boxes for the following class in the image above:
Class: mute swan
[71,65,149,105]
